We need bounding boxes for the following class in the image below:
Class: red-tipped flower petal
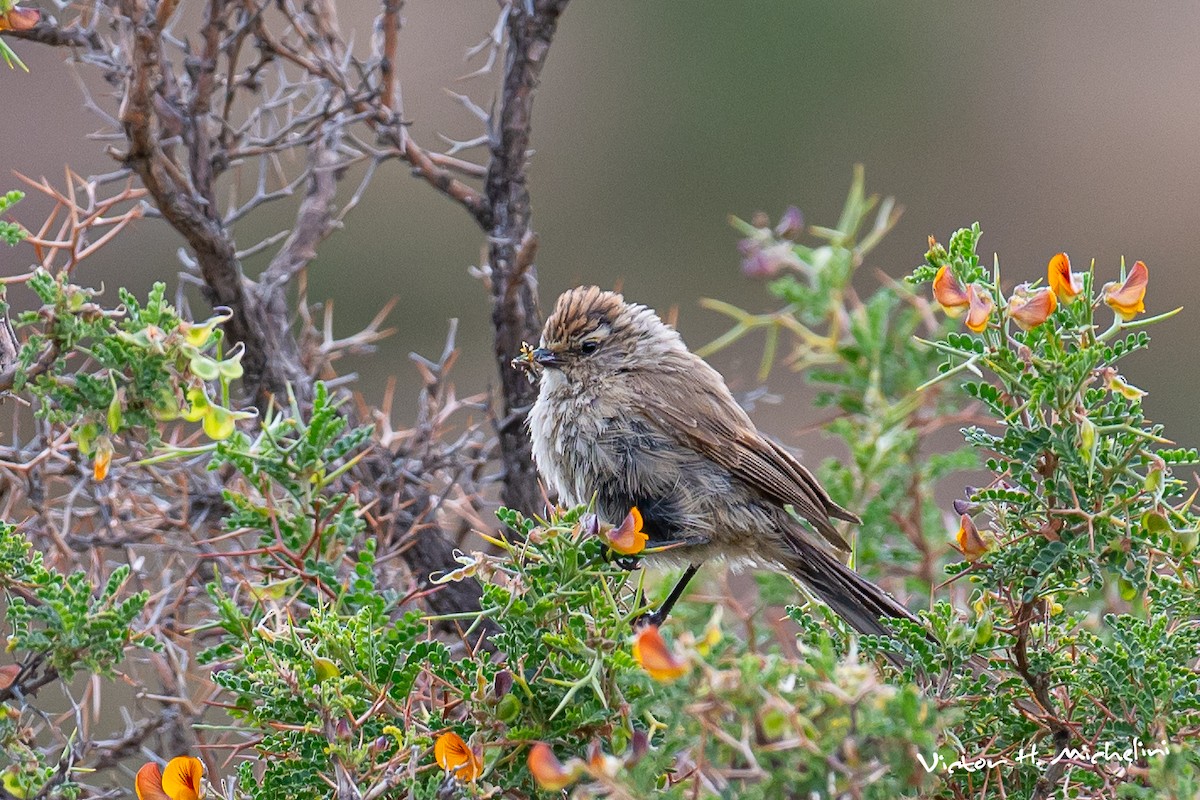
[964,285,994,333]
[602,507,648,555]
[93,437,114,482]
[1047,253,1084,303]
[586,740,620,777]
[954,514,991,562]
[1104,260,1148,321]
[135,763,170,800]
[932,265,970,317]
[136,757,201,800]
[1006,284,1057,331]
[632,624,689,682]
[0,6,40,31]
[527,743,583,791]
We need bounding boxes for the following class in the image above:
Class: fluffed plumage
[527,286,922,639]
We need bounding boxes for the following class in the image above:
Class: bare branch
[378,0,402,113]
[2,15,103,51]
[458,3,509,81]
[259,124,342,289]
[482,0,571,516]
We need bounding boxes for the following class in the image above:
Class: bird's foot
[631,608,665,630]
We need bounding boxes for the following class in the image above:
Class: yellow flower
[1102,368,1146,401]
[135,757,203,800]
[601,507,648,555]
[964,285,994,334]
[1047,252,1084,303]
[954,514,991,562]
[181,388,210,422]
[434,732,481,782]
[527,743,584,791]
[181,387,255,440]
[1,769,28,800]
[1104,260,1148,320]
[1006,284,1057,331]
[932,265,970,317]
[178,308,232,349]
[632,624,689,682]
[696,608,723,656]
[202,405,238,440]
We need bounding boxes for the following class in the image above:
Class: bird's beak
[531,347,563,368]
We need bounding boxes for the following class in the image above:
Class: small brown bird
[526,286,921,635]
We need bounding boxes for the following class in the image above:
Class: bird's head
[532,286,685,383]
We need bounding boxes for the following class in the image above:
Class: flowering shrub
[8,268,254,483]
[0,174,1196,800]
[200,483,943,798]
[702,172,1199,798]
[899,225,1200,797]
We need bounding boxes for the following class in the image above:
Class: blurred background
[2,1,1198,448]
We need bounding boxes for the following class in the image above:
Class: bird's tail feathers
[782,533,1046,713]
[780,532,923,641]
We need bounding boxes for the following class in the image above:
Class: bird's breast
[528,379,610,506]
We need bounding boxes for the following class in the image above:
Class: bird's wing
[640,366,855,553]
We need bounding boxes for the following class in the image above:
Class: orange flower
[434,732,481,782]
[932,265,970,317]
[0,5,40,31]
[135,757,203,800]
[601,507,648,555]
[527,743,583,791]
[1006,284,1057,331]
[585,740,620,778]
[1047,253,1084,303]
[1104,260,1148,321]
[93,436,114,481]
[954,514,991,562]
[632,624,688,682]
[964,285,994,333]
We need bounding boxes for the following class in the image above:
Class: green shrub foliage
[0,175,1196,798]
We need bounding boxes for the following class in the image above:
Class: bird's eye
[580,340,600,355]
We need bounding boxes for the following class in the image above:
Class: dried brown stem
[379,0,402,113]
[1013,599,1073,800]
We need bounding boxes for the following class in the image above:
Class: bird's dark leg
[634,563,700,628]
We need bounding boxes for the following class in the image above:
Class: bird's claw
[632,608,664,630]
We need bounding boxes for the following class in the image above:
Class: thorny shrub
[0,175,1197,799]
